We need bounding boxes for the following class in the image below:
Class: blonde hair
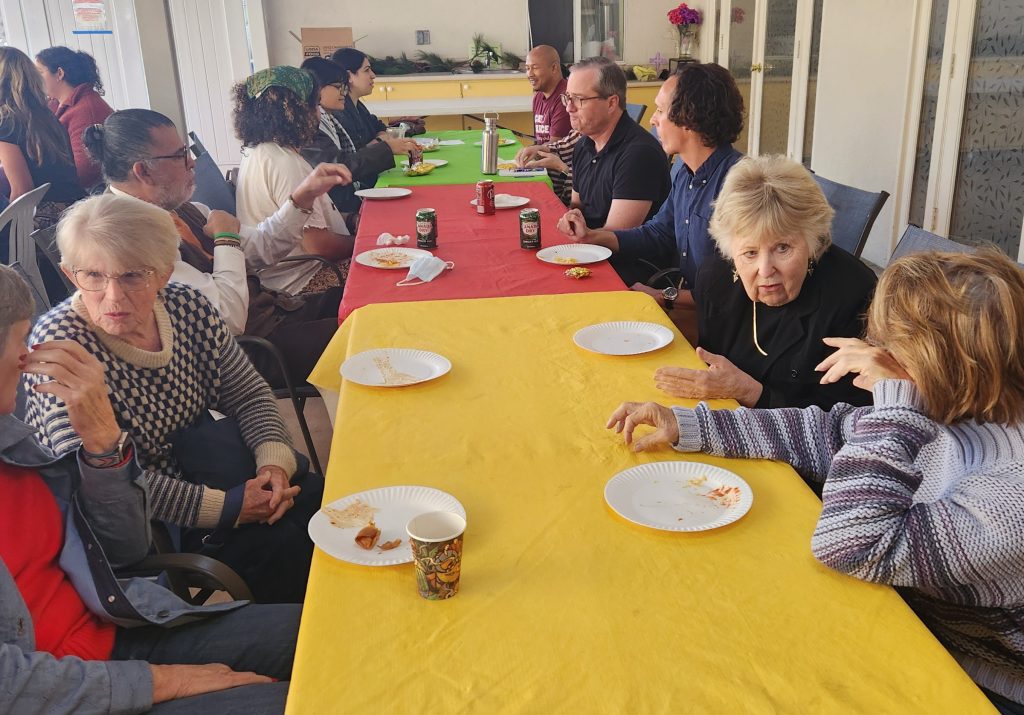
[57,194,179,274]
[709,155,834,260]
[868,248,1024,425]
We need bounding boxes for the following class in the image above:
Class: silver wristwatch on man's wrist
[661,286,679,310]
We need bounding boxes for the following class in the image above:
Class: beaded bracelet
[213,231,242,249]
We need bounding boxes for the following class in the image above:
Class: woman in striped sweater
[22,194,320,604]
[608,248,1024,712]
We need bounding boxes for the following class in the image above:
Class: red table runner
[338,183,625,322]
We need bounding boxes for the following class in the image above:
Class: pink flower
[667,3,702,27]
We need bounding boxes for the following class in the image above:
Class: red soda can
[476,180,496,215]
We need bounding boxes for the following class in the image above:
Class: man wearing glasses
[555,57,670,283]
[84,109,351,390]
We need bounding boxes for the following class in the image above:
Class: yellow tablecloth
[295,291,991,713]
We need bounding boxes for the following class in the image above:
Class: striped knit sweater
[23,283,296,529]
[673,379,1024,704]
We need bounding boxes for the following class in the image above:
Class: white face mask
[396,256,454,286]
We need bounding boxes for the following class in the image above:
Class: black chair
[188,132,237,213]
[811,173,889,258]
[625,103,647,123]
[117,522,253,605]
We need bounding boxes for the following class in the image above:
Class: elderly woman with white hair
[22,193,321,604]
[654,155,877,410]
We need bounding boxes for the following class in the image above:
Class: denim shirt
[614,144,743,288]
[0,414,242,714]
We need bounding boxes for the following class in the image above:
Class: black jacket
[694,246,877,410]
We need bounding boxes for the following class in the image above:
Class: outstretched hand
[606,401,680,452]
[654,347,764,407]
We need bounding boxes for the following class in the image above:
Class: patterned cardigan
[672,379,1024,704]
[23,283,296,529]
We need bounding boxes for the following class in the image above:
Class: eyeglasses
[144,147,191,167]
[71,268,156,292]
[328,82,347,91]
[559,93,609,109]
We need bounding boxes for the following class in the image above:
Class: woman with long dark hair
[35,46,113,190]
[0,47,83,227]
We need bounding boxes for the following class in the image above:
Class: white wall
[811,0,918,266]
[261,0,687,68]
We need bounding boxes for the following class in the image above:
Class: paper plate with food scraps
[474,138,516,147]
[536,244,613,265]
[354,247,433,270]
[604,462,753,532]
[340,348,451,388]
[308,486,466,566]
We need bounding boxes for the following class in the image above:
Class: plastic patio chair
[1,183,52,304]
[811,173,889,258]
[626,103,647,123]
[890,224,975,262]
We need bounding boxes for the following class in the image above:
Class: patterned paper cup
[406,511,466,600]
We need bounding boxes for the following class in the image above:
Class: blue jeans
[111,603,301,714]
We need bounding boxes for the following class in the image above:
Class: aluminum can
[475,180,496,215]
[408,146,423,167]
[519,208,541,250]
[415,208,438,249]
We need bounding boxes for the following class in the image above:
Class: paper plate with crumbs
[537,244,613,265]
[605,462,753,532]
[340,348,451,387]
[573,321,673,355]
[309,486,466,566]
[354,247,433,270]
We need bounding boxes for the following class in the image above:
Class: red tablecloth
[338,183,625,322]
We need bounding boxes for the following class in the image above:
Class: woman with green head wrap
[232,66,354,295]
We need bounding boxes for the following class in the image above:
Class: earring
[731,267,739,283]
[807,259,817,276]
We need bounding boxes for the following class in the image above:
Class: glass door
[912,0,1024,259]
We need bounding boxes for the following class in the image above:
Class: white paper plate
[536,244,613,265]
[437,139,464,146]
[340,348,452,387]
[474,138,516,146]
[308,486,466,566]
[400,159,448,168]
[354,247,433,270]
[469,194,530,209]
[354,187,412,200]
[573,321,674,355]
[605,462,753,532]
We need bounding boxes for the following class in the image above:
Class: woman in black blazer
[655,155,876,410]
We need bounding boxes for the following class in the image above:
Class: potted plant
[667,3,702,59]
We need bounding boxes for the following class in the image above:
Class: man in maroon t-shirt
[526,45,571,145]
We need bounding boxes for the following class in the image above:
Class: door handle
[750,63,762,72]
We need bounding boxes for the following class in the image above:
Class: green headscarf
[245,66,314,101]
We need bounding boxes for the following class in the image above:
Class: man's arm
[168,256,247,335]
[603,199,654,231]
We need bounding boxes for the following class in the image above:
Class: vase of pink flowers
[668,3,702,58]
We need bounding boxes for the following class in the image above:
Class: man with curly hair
[558,63,745,318]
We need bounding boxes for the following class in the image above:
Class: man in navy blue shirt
[559,63,744,322]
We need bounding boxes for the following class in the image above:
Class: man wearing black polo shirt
[555,57,670,248]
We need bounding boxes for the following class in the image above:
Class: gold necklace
[752,301,768,357]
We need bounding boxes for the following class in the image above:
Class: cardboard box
[301,27,355,59]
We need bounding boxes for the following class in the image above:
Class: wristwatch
[661,286,679,310]
[82,430,131,468]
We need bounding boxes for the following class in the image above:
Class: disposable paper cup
[406,511,466,600]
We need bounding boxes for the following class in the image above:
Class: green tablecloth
[375,129,551,188]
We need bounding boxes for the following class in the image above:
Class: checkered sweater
[23,283,296,529]
[674,379,1024,704]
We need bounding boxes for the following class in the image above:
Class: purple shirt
[533,78,571,145]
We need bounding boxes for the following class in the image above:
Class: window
[528,0,625,63]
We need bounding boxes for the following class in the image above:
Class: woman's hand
[382,137,420,155]
[606,401,680,452]
[23,341,122,454]
[816,337,913,391]
[654,348,764,407]
[150,663,273,704]
[556,209,589,241]
[524,151,569,174]
[238,472,300,525]
[291,163,353,209]
[515,144,546,167]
